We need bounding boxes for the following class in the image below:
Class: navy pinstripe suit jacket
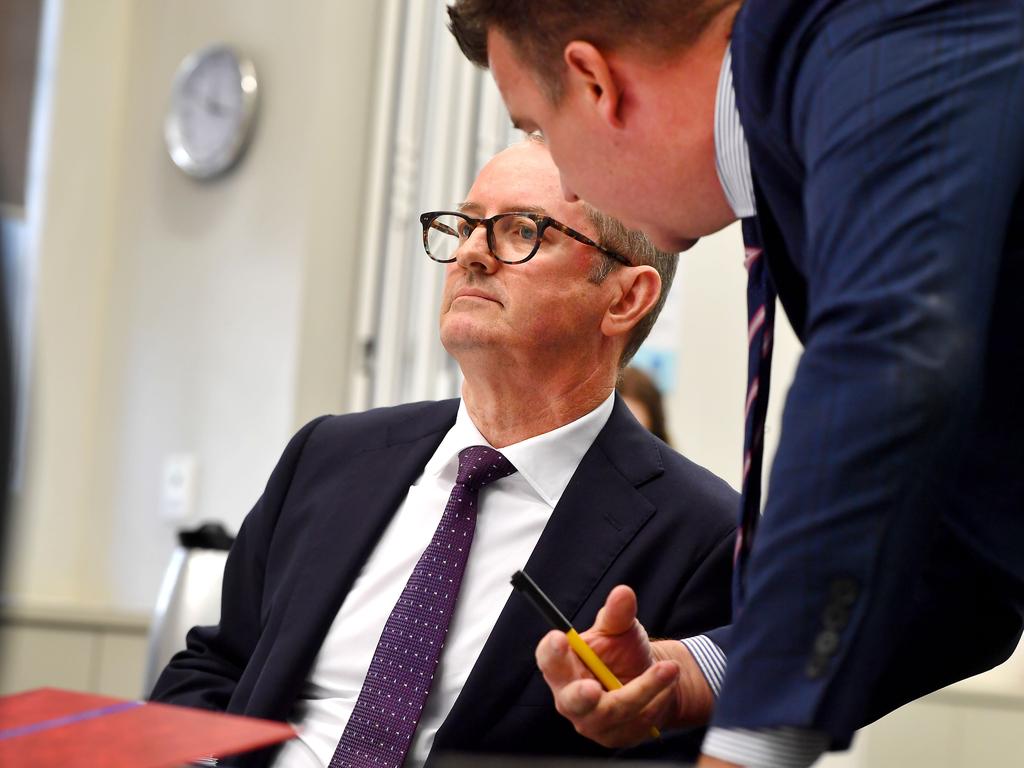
[709,0,1024,748]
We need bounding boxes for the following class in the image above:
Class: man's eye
[504,216,537,241]
[458,223,474,238]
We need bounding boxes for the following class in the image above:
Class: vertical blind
[349,0,520,411]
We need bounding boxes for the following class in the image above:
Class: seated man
[151,138,738,768]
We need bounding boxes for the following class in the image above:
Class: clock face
[165,45,258,179]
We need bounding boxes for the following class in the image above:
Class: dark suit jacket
[711,0,1024,748]
[151,396,738,766]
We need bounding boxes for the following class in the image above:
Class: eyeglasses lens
[426,214,540,263]
[425,214,467,262]
[492,215,539,262]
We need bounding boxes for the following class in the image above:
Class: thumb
[592,584,639,636]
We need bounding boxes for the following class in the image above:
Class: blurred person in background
[618,366,671,445]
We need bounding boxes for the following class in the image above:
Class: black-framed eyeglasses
[419,210,631,266]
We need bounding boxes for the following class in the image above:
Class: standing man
[151,139,738,767]
[448,1,1024,766]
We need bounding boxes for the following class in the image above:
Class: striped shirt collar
[714,46,757,219]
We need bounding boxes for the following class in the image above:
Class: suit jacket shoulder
[150,400,460,715]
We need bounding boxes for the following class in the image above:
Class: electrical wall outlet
[160,453,198,522]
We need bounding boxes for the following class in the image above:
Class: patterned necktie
[329,445,517,768]
[735,216,776,605]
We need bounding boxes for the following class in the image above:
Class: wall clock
[164,45,259,180]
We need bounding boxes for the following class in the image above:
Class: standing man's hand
[535,584,716,747]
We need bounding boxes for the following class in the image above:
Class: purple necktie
[735,216,776,606]
[329,445,516,768]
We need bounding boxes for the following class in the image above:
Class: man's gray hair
[583,204,677,367]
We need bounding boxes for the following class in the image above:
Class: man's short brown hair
[448,0,738,100]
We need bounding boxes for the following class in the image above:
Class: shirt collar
[424,393,616,508]
[713,45,757,219]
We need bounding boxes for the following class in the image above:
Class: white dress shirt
[272,394,615,768]
[696,46,830,768]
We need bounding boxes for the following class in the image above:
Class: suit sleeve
[714,4,1024,744]
[149,416,329,710]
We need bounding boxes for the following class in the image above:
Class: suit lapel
[433,397,663,750]
[249,401,459,719]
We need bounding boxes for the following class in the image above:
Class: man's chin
[439,323,498,357]
[617,217,702,254]
[662,235,701,253]
[642,225,702,253]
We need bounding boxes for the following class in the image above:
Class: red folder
[0,688,296,767]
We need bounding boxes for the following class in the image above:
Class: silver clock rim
[164,44,259,180]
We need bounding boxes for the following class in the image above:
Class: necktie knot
[456,445,516,491]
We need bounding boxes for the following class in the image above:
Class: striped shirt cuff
[680,635,727,697]
[703,727,830,768]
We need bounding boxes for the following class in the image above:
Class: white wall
[7,0,384,612]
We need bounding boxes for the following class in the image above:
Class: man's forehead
[465,144,576,214]
[457,202,548,216]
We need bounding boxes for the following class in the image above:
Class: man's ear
[601,266,662,341]
[563,41,624,128]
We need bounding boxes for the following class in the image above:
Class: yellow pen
[510,569,661,740]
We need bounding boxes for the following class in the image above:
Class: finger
[561,663,680,748]
[536,630,587,689]
[600,660,679,721]
[591,584,638,636]
[554,678,604,719]
[587,662,680,745]
[637,672,681,728]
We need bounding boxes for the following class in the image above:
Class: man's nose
[454,224,499,273]
[560,174,579,203]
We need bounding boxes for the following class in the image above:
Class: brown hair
[617,366,671,444]
[448,0,739,100]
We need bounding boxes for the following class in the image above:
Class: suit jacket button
[815,629,840,657]
[805,658,827,678]
[824,603,849,631]
[830,578,859,606]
